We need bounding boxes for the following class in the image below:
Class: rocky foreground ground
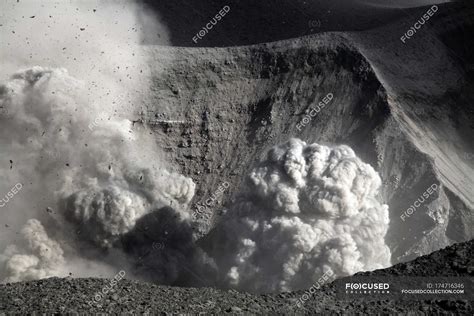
[0,240,472,314]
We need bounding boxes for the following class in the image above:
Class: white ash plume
[1,0,393,291]
[208,139,391,293]
[0,0,196,284]
[0,219,66,283]
[0,66,197,283]
[62,168,196,249]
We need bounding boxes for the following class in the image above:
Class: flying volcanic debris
[0,66,201,283]
[0,0,391,292]
[0,0,202,283]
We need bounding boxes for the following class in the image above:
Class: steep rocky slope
[346,1,474,261]
[143,35,392,237]
[139,1,474,265]
[1,239,472,314]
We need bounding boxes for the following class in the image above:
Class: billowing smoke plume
[207,139,391,292]
[0,1,205,283]
[1,1,391,292]
[0,219,65,282]
[0,64,201,282]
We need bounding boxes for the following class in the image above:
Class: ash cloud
[0,64,200,283]
[0,219,66,283]
[207,139,391,292]
[1,1,391,292]
[0,1,198,283]
[121,208,217,287]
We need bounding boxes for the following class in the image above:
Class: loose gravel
[1,240,472,314]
